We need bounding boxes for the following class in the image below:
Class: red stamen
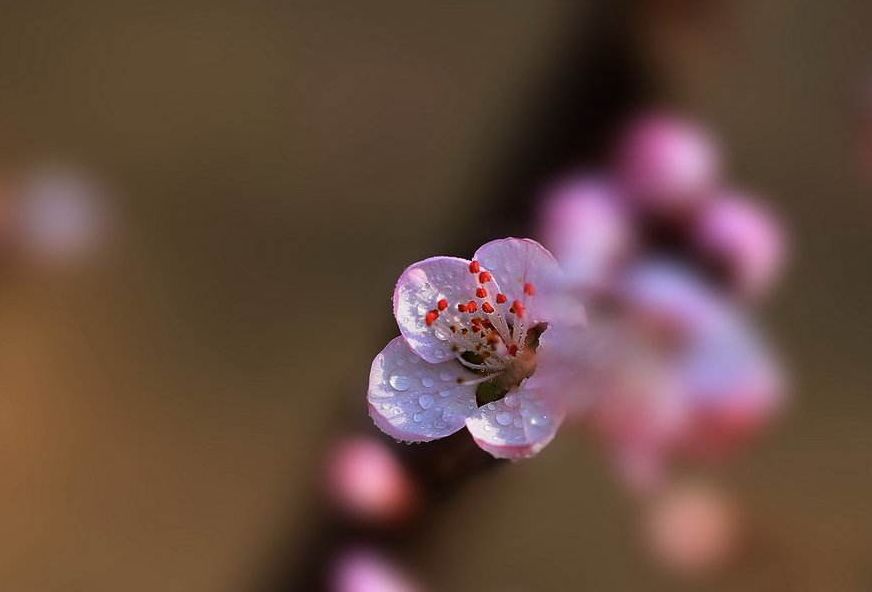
[425,310,439,326]
[475,287,487,299]
[524,282,536,296]
[482,302,495,314]
[457,303,468,313]
[508,344,519,356]
[466,301,478,313]
[478,271,492,283]
[495,293,508,304]
[469,260,481,273]
[511,300,526,318]
[437,298,448,311]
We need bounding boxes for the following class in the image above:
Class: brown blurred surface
[0,1,870,591]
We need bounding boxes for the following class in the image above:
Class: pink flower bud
[644,483,742,577]
[693,191,787,300]
[325,436,416,523]
[331,548,423,592]
[615,113,721,215]
[537,176,633,289]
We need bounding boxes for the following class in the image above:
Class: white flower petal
[473,238,560,323]
[392,256,487,363]
[464,384,565,459]
[368,337,478,442]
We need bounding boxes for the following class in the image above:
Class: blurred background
[0,1,871,590]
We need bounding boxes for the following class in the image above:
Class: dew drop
[419,394,434,409]
[389,375,411,391]
[413,412,423,423]
[529,414,549,426]
[439,370,454,382]
[496,412,513,426]
[503,393,519,408]
[421,376,435,388]
[486,403,496,411]
[438,390,452,398]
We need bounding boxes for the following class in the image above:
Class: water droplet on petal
[439,371,454,382]
[496,412,513,426]
[486,403,496,411]
[529,414,549,426]
[413,412,423,423]
[504,393,519,408]
[438,390,452,398]
[421,376,435,388]
[419,394,434,409]
[389,375,411,391]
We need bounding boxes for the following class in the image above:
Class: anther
[425,310,439,326]
[437,298,448,311]
[482,302,495,314]
[466,301,478,313]
[469,260,481,273]
[478,271,492,283]
[524,282,536,296]
[508,344,519,356]
[475,287,487,298]
[511,300,526,318]
[495,293,508,304]
[457,303,468,313]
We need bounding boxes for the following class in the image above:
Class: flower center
[420,259,545,406]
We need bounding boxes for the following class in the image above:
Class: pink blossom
[614,113,721,215]
[693,190,787,299]
[536,176,634,290]
[331,548,423,592]
[643,482,742,577]
[569,262,785,490]
[325,436,417,523]
[368,238,568,459]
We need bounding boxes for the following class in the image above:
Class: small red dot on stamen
[457,303,468,313]
[495,293,507,304]
[425,310,439,326]
[482,302,495,314]
[466,301,478,313]
[508,344,519,356]
[478,271,492,283]
[469,260,481,273]
[512,300,526,318]
[437,298,448,311]
[524,282,536,296]
[475,287,487,298]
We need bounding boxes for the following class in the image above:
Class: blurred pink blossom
[325,436,417,523]
[331,548,423,592]
[643,482,742,577]
[14,165,111,267]
[368,238,570,459]
[693,190,787,299]
[614,113,722,216]
[537,176,634,290]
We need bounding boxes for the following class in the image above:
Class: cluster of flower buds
[537,112,789,492]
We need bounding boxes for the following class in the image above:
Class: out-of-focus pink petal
[326,437,417,523]
[472,237,560,323]
[679,320,785,456]
[331,548,423,592]
[693,191,787,299]
[644,483,741,576]
[464,383,565,459]
[615,113,721,214]
[368,337,477,442]
[393,256,485,363]
[537,176,633,289]
[620,260,731,342]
